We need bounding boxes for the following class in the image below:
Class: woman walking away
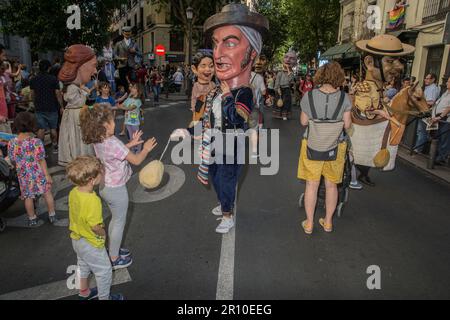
[298,62,352,234]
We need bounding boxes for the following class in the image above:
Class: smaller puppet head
[192,52,215,84]
[254,54,268,74]
[283,50,297,69]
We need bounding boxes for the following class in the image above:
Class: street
[1,98,450,300]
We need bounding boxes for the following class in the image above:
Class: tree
[253,0,289,62]
[0,0,127,53]
[286,0,340,64]
[153,0,229,49]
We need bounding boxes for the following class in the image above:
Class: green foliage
[286,0,340,63]
[0,0,127,53]
[254,0,289,62]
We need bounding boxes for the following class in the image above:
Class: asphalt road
[1,98,449,300]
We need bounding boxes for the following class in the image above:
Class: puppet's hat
[204,3,269,38]
[356,34,415,57]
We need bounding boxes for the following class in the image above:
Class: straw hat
[204,3,269,37]
[355,34,415,57]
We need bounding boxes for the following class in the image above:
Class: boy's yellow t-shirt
[69,187,105,248]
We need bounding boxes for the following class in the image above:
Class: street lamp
[186,6,194,97]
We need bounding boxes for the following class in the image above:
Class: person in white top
[249,71,266,157]
[431,77,450,165]
[172,68,184,92]
[415,73,441,153]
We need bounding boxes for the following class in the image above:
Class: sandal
[319,218,333,233]
[301,220,313,235]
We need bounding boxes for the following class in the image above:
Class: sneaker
[215,216,235,234]
[111,255,133,270]
[283,117,288,121]
[48,214,58,224]
[119,248,131,258]
[78,287,98,300]
[110,293,125,300]
[212,205,222,216]
[28,217,44,227]
[349,181,363,190]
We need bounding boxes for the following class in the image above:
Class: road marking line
[0,269,132,300]
[216,187,238,301]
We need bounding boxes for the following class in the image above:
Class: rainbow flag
[387,6,406,30]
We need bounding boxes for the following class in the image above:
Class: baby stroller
[299,142,352,218]
[0,152,20,233]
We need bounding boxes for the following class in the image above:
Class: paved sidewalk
[397,145,450,184]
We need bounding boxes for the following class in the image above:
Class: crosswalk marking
[0,269,132,300]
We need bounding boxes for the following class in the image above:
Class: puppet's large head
[204,3,269,88]
[356,34,414,86]
[283,50,298,69]
[58,44,97,85]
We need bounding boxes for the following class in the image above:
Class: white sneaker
[349,181,363,190]
[212,205,222,216]
[216,216,235,234]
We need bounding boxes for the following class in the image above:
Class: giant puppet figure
[58,45,97,166]
[350,35,429,185]
[274,50,297,120]
[171,3,269,234]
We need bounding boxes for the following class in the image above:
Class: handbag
[276,98,284,108]
[306,91,346,161]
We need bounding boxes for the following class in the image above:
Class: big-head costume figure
[350,34,428,185]
[114,26,141,90]
[58,44,97,166]
[172,4,269,234]
[274,50,297,120]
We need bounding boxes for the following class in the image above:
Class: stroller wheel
[299,193,305,208]
[0,218,6,232]
[336,203,345,218]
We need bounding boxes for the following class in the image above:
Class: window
[423,0,450,24]
[425,45,445,82]
[170,32,184,52]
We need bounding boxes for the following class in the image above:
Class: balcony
[423,0,450,24]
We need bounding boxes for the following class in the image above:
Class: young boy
[66,156,124,300]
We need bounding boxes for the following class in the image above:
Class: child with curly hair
[79,104,157,269]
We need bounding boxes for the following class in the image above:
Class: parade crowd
[0,4,449,300]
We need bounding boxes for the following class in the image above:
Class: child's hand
[128,130,144,148]
[143,137,157,153]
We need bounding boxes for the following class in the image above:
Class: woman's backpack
[306,90,346,161]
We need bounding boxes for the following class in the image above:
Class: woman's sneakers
[110,293,125,300]
[212,205,223,216]
[28,217,44,227]
[216,216,235,234]
[349,181,363,190]
[111,255,133,270]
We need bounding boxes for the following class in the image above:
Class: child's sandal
[319,218,333,233]
[301,220,313,235]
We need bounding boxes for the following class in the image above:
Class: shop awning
[320,42,360,60]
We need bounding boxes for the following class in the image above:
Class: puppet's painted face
[212,26,253,81]
[192,57,214,84]
[283,52,297,68]
[381,56,404,83]
[77,56,98,85]
[254,55,268,74]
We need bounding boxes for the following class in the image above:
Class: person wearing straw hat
[350,34,415,186]
[171,3,269,234]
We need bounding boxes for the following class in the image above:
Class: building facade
[111,0,201,68]
[330,0,450,88]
